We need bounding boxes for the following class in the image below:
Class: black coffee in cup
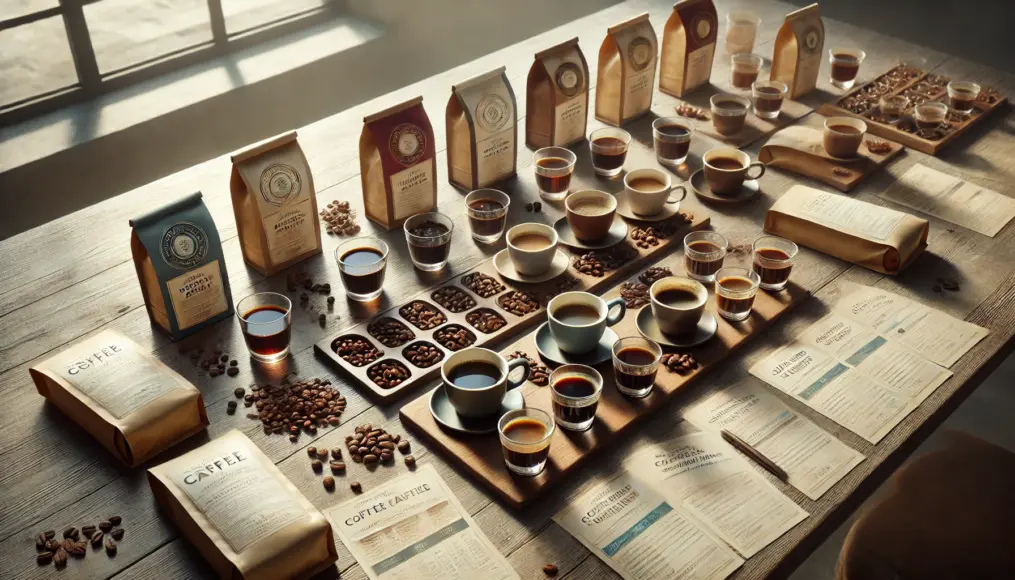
[447,361,501,389]
[615,346,658,393]
[550,376,599,427]
[339,247,386,296]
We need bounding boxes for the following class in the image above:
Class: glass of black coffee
[947,81,981,116]
[498,408,555,476]
[589,127,631,178]
[465,189,510,244]
[549,364,603,431]
[335,237,388,301]
[683,231,728,283]
[237,292,292,363]
[612,337,662,398]
[533,147,577,201]
[652,117,695,166]
[752,235,798,291]
[404,212,453,272]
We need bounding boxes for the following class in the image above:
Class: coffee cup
[548,291,626,354]
[823,117,867,158]
[702,148,766,195]
[623,168,687,216]
[506,223,558,276]
[649,276,707,335]
[565,190,617,242]
[441,347,531,418]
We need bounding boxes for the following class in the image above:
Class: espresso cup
[822,117,867,158]
[649,276,708,335]
[702,148,766,195]
[506,223,559,276]
[565,190,617,242]
[623,168,687,216]
[441,347,531,418]
[548,291,626,354]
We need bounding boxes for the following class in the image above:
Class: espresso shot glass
[549,364,603,431]
[715,267,761,322]
[730,53,763,90]
[612,337,662,398]
[498,408,555,476]
[878,95,909,124]
[237,292,292,363]
[465,188,510,244]
[914,102,949,130]
[829,48,866,90]
[710,94,751,136]
[589,127,631,178]
[652,117,694,166]
[947,81,981,116]
[404,211,453,272]
[335,237,388,301]
[684,231,728,283]
[534,147,577,201]
[752,236,798,291]
[751,80,787,120]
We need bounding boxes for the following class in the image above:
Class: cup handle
[506,358,531,390]
[604,297,627,326]
[666,185,687,204]
[746,162,766,181]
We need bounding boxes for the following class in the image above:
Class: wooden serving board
[670,84,813,149]
[314,213,709,403]
[400,263,810,509]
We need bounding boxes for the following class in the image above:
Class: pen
[720,429,789,482]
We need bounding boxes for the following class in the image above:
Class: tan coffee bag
[771,3,824,99]
[447,67,518,190]
[659,0,718,97]
[230,131,322,276]
[360,97,438,230]
[525,38,590,149]
[765,185,929,274]
[148,430,338,580]
[596,13,658,126]
[30,329,208,467]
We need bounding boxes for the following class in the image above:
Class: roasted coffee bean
[68,541,86,558]
[227,367,240,377]
[397,441,411,454]
[246,377,346,436]
[675,103,710,120]
[506,351,550,386]
[660,353,699,374]
[380,451,393,462]
[234,388,245,398]
[399,301,447,330]
[333,336,383,367]
[403,342,445,368]
[525,202,534,211]
[111,528,124,541]
[639,266,673,287]
[466,308,507,333]
[311,460,323,472]
[63,527,78,539]
[36,532,47,550]
[350,482,362,493]
[81,524,96,537]
[351,454,363,463]
[620,281,651,309]
[367,317,416,348]
[99,521,112,533]
[44,530,56,540]
[364,454,379,464]
[226,400,237,414]
[319,200,360,236]
[229,359,238,367]
[105,537,117,555]
[54,548,68,567]
[331,447,342,460]
[378,441,396,450]
[498,291,540,316]
[91,531,104,547]
[322,476,336,491]
[46,539,60,551]
[316,448,329,461]
[431,286,476,313]
[62,538,75,551]
[433,324,476,351]
[461,272,505,298]
[533,201,542,212]
[543,563,559,576]
[307,446,317,457]
[367,360,411,389]
[109,516,122,526]
[330,461,345,473]
[37,551,54,565]
[631,226,662,249]
[404,455,416,467]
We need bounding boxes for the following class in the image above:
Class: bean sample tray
[314,213,709,403]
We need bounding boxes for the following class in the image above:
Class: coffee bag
[525,38,590,149]
[149,430,338,579]
[360,97,437,230]
[447,67,518,190]
[230,131,321,276]
[659,0,718,97]
[130,192,233,341]
[596,13,658,126]
[30,329,208,467]
[771,3,824,99]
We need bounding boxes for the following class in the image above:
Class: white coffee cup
[623,168,687,216]
[547,291,626,354]
[649,277,707,334]
[506,223,559,276]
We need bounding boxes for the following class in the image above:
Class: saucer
[690,169,760,205]
[615,190,683,222]
[493,248,570,283]
[429,386,524,435]
[534,322,617,367]
[636,306,718,348]
[553,216,628,250]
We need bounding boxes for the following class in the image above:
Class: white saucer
[635,306,718,348]
[553,216,628,250]
[534,322,617,367]
[493,248,570,283]
[615,190,685,222]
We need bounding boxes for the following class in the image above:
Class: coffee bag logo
[475,94,510,133]
[802,26,822,53]
[555,62,583,97]
[160,222,209,270]
[388,123,427,166]
[693,13,715,41]
[258,164,301,207]
[627,37,653,71]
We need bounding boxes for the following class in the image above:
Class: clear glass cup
[652,117,694,166]
[403,211,453,272]
[947,81,981,116]
[533,147,577,201]
[335,237,388,301]
[751,80,788,120]
[730,53,763,90]
[237,292,292,363]
[710,94,751,136]
[464,189,510,244]
[684,231,728,283]
[829,48,866,90]
[751,236,798,291]
[549,364,603,431]
[914,102,949,130]
[498,408,555,476]
[589,127,631,177]
[725,11,761,55]
[878,95,910,124]
[715,267,761,322]
[612,337,662,398]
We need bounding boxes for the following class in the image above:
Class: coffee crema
[828,124,862,135]
[501,418,550,468]
[654,288,700,309]
[511,232,552,250]
[628,177,667,192]
[716,276,757,315]
[569,198,612,216]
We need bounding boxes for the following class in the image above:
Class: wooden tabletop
[2,0,1014,578]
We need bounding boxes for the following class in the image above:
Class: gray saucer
[636,306,718,348]
[690,169,760,205]
[429,386,524,435]
[535,322,617,367]
[553,216,628,250]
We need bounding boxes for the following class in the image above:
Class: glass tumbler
[237,292,292,363]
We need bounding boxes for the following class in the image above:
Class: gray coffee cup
[650,277,707,334]
[547,291,626,354]
[441,347,530,417]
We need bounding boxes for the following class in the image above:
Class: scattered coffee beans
[111,528,124,541]
[403,342,444,368]
[312,459,323,472]
[621,282,650,309]
[660,353,698,374]
[832,167,853,177]
[307,446,317,457]
[368,317,416,348]
[320,200,360,236]
[53,548,67,568]
[90,531,104,547]
[333,336,384,367]
[498,290,540,316]
[104,537,117,555]
[248,377,346,439]
[466,308,507,333]
[573,246,638,277]
[63,527,78,540]
[433,324,476,351]
[675,103,710,120]
[461,272,505,298]
[36,516,125,569]
[431,286,476,312]
[399,301,447,330]
[639,266,672,286]
[506,351,550,386]
[865,139,892,154]
[367,360,411,389]
[234,387,245,398]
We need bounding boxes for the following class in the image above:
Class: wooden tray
[670,85,813,149]
[314,214,709,403]
[818,64,1007,155]
[400,264,810,508]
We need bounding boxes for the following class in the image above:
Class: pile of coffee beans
[183,346,240,378]
[620,282,651,308]
[307,446,345,491]
[333,336,383,367]
[573,246,639,278]
[675,104,710,120]
[431,286,476,312]
[247,378,346,442]
[466,308,507,333]
[498,291,540,316]
[402,342,444,368]
[368,318,415,347]
[639,266,672,286]
[35,517,125,568]
[345,424,412,466]
[367,360,411,389]
[630,219,687,249]
[433,324,476,351]
[865,139,893,154]
[631,227,663,249]
[399,301,447,330]
[461,272,505,298]
[320,200,360,236]
[933,276,961,293]
[506,351,550,386]
[660,353,698,374]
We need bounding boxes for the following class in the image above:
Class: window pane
[221,0,325,34]
[84,0,212,73]
[0,15,77,106]
[0,0,58,21]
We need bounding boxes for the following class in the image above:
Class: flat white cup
[506,223,559,276]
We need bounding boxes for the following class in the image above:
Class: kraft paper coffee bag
[230,131,322,276]
[148,430,338,580]
[130,192,233,341]
[446,66,518,190]
[360,97,438,230]
[525,38,590,149]
[30,329,208,467]
[771,3,824,99]
[596,13,658,126]
[659,0,718,97]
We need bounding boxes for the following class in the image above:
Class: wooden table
[2,0,1014,578]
